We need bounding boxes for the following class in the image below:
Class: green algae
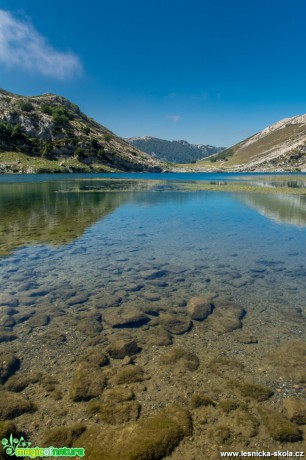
[74,406,192,460]
[239,383,274,401]
[259,408,302,442]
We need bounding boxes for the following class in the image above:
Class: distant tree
[103,132,112,142]
[0,122,13,139]
[40,104,53,115]
[82,126,90,135]
[17,100,34,112]
[11,124,24,139]
[90,138,100,149]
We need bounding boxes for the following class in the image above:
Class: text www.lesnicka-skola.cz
[220,451,305,458]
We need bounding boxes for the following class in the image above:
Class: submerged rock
[0,421,17,439]
[73,406,192,460]
[239,383,274,401]
[235,334,258,344]
[78,348,109,367]
[0,294,18,307]
[107,339,140,359]
[191,394,215,408]
[0,332,17,343]
[75,311,103,335]
[259,407,302,442]
[0,315,16,328]
[103,307,150,329]
[42,424,86,447]
[70,363,106,401]
[27,313,50,328]
[266,341,306,383]
[137,327,173,347]
[87,400,141,424]
[283,397,306,425]
[0,390,36,418]
[5,372,42,392]
[187,296,214,321]
[111,365,145,385]
[66,293,90,306]
[102,387,135,403]
[159,313,192,335]
[0,351,20,383]
[206,300,246,333]
[159,347,200,371]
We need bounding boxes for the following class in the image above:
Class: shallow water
[1,175,306,305]
[0,173,306,458]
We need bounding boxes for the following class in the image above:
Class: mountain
[201,115,306,171]
[126,136,225,164]
[0,89,163,173]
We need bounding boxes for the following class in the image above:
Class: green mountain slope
[0,89,163,173]
[200,115,306,171]
[126,136,225,164]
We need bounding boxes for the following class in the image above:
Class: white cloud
[0,10,82,79]
[166,114,182,123]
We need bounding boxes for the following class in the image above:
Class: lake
[0,173,305,459]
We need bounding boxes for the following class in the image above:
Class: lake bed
[0,173,306,459]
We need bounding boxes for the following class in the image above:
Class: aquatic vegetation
[239,383,274,401]
[259,408,302,442]
[159,347,200,371]
[70,363,106,401]
[191,394,215,408]
[41,424,86,447]
[0,391,36,419]
[111,365,144,385]
[0,351,20,383]
[74,406,192,460]
[87,400,141,424]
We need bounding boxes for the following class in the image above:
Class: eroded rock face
[0,90,163,173]
[73,406,192,460]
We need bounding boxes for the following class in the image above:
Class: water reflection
[236,192,306,227]
[1,177,306,257]
[0,180,199,256]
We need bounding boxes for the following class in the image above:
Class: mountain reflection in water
[1,176,306,257]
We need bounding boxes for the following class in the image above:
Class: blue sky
[1,0,306,146]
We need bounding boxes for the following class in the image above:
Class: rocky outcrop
[0,89,164,173]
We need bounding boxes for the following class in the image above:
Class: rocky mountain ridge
[0,89,163,173]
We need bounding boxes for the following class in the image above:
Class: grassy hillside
[194,116,306,172]
[0,89,164,173]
